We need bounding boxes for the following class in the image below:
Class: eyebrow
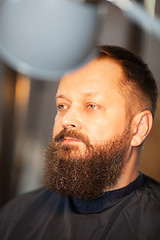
[56,94,70,102]
[81,92,99,97]
[56,92,99,101]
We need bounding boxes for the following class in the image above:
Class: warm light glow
[144,0,156,16]
[15,74,30,107]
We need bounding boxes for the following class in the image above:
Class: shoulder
[0,188,63,221]
[135,175,160,237]
[1,188,46,209]
[0,189,42,216]
[142,174,160,200]
[0,189,69,239]
[129,174,160,225]
[125,174,160,223]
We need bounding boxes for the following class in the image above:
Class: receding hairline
[97,45,158,119]
[95,56,153,119]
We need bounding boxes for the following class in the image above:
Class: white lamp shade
[0,0,98,80]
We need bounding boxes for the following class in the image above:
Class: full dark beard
[44,129,130,200]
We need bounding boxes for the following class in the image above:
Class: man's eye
[57,105,67,111]
[87,104,98,110]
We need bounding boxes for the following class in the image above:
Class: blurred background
[0,0,160,207]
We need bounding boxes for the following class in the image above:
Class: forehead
[57,59,123,98]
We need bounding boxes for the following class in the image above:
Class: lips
[62,137,81,143]
[54,129,90,147]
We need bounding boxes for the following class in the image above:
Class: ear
[131,110,153,147]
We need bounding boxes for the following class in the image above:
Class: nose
[61,109,82,131]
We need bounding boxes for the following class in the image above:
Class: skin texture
[54,59,127,144]
[51,58,153,192]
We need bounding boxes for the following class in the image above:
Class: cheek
[84,113,126,143]
[52,116,62,138]
[84,118,110,143]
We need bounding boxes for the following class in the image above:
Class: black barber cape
[0,173,160,240]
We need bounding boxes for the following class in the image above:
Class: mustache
[54,129,91,147]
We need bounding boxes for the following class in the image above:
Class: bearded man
[0,45,160,239]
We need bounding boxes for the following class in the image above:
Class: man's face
[53,59,128,145]
[44,59,132,200]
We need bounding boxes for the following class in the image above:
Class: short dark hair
[97,45,158,119]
